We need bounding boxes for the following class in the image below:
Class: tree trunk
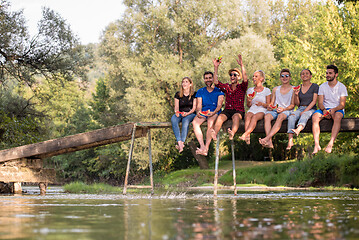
[188,140,209,169]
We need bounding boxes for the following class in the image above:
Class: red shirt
[215,80,248,112]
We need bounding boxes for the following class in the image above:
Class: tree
[270,0,359,154]
[0,0,88,87]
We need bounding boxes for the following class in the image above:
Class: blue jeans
[171,113,196,142]
[287,106,316,133]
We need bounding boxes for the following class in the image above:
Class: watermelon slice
[293,85,301,90]
[217,55,223,62]
[247,91,256,98]
[269,104,278,110]
[323,110,330,117]
[199,110,210,117]
[176,111,185,115]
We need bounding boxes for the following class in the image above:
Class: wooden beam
[0,123,147,162]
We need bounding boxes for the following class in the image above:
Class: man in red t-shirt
[210,54,248,140]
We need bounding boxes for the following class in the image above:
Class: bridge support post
[148,129,154,194]
[231,140,237,196]
[214,132,220,196]
[123,124,137,195]
[13,182,22,194]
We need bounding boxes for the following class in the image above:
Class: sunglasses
[281,74,290,77]
[230,73,238,77]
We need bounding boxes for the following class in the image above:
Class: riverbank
[64,153,359,193]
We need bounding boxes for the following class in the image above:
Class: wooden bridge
[0,118,358,194]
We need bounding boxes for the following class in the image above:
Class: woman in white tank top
[259,69,295,148]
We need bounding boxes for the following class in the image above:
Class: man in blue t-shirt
[192,71,224,156]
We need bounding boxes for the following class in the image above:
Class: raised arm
[236,54,248,83]
[212,58,221,85]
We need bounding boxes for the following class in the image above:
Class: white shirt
[318,81,348,109]
[275,85,293,108]
[247,87,271,114]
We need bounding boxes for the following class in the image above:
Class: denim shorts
[267,110,292,120]
[314,108,345,117]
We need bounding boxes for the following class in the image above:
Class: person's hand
[212,58,221,67]
[182,112,188,117]
[323,109,331,119]
[294,88,300,95]
[207,111,215,117]
[255,101,263,107]
[277,107,284,113]
[329,109,335,119]
[236,54,243,66]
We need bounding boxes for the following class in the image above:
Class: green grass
[63,182,123,194]
[159,169,215,187]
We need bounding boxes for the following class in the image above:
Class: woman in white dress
[239,70,271,144]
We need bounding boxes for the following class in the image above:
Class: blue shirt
[196,87,224,112]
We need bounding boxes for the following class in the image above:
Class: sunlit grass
[63,182,122,194]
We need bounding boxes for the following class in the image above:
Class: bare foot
[286,142,293,150]
[245,136,251,145]
[210,128,217,141]
[325,143,333,153]
[265,141,273,149]
[312,145,321,154]
[259,138,267,147]
[228,128,234,140]
[239,134,247,141]
[175,145,180,151]
[292,128,300,136]
[196,148,208,156]
[178,141,184,153]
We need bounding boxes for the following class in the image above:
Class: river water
[0,187,358,239]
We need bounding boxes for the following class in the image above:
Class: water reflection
[0,189,358,239]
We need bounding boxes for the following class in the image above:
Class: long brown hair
[179,77,195,99]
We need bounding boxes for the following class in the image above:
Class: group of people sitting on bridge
[171,54,348,156]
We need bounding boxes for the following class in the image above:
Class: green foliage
[0,86,46,148]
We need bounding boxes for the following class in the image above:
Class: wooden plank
[0,123,147,162]
[0,167,56,183]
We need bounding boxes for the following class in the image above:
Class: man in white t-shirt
[312,65,348,154]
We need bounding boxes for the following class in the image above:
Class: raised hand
[236,54,243,66]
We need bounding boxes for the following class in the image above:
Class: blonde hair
[179,77,195,99]
[254,70,266,82]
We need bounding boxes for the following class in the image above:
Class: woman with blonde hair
[239,70,271,144]
[171,77,197,152]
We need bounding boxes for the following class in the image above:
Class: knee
[264,114,272,122]
[288,113,296,120]
[171,115,178,123]
[333,113,343,122]
[278,114,287,121]
[312,113,320,122]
